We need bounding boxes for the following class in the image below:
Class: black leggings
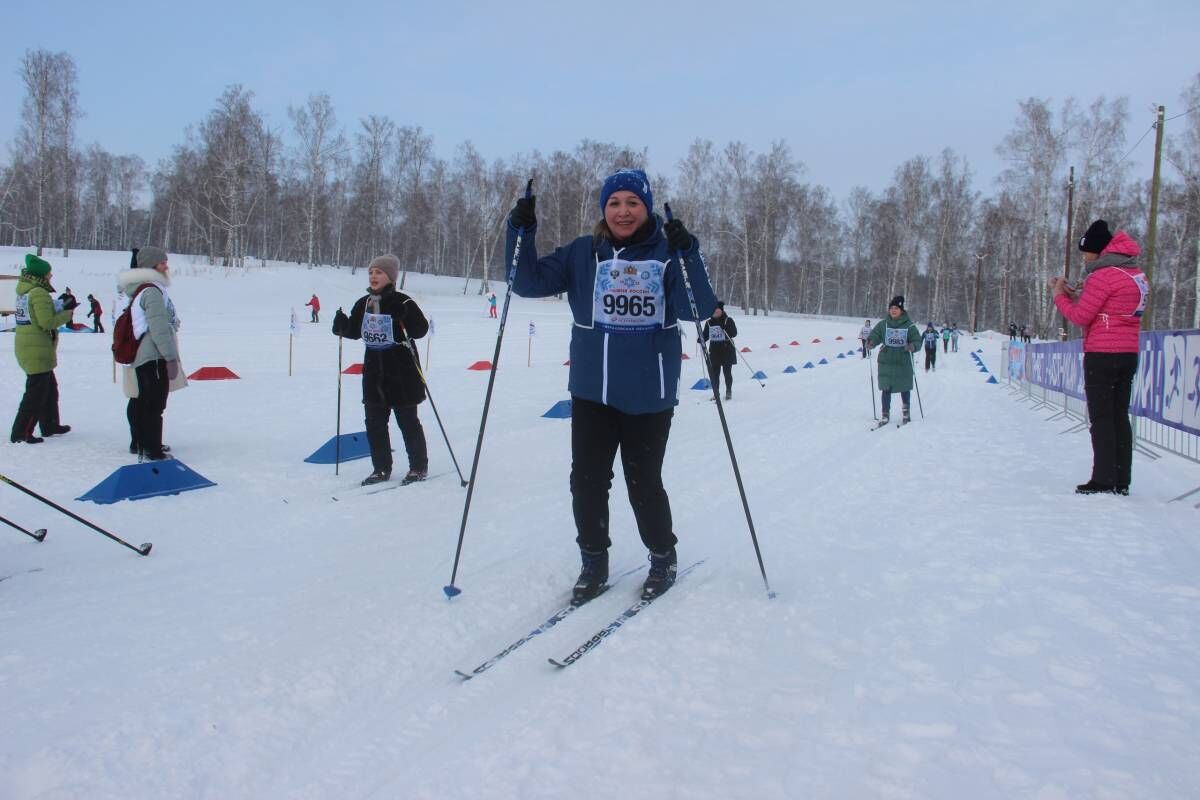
[11,371,61,439]
[364,402,427,474]
[1083,352,1138,487]
[570,396,676,554]
[128,359,169,455]
[709,362,734,393]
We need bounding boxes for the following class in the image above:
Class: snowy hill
[2,247,1199,799]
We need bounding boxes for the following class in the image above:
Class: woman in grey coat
[117,246,181,460]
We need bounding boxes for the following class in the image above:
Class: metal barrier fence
[1001,331,1200,507]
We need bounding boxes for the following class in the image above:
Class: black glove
[664,218,692,252]
[510,195,537,230]
[60,293,79,311]
[332,308,349,336]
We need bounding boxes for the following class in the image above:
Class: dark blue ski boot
[641,548,678,600]
[572,549,609,606]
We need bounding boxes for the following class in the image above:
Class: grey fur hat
[136,246,169,270]
[368,254,400,285]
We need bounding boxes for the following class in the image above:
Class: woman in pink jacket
[1051,219,1149,495]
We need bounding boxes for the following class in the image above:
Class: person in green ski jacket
[10,254,77,443]
[866,295,920,424]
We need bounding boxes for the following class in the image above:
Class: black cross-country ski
[0,567,44,583]
[454,565,643,680]
[548,560,705,669]
[331,470,453,501]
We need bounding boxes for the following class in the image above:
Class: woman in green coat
[866,296,920,424]
[10,254,76,443]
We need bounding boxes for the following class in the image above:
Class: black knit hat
[1078,219,1113,254]
[715,300,725,310]
[889,295,905,311]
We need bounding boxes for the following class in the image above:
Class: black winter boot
[572,549,609,606]
[361,469,391,486]
[1075,481,1117,495]
[642,548,678,600]
[400,468,427,485]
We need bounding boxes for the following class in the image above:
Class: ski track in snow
[2,247,1199,799]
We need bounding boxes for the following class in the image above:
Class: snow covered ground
[2,246,1199,800]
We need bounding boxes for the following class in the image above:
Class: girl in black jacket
[333,254,429,486]
[702,302,738,400]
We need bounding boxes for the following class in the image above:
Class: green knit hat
[23,254,51,278]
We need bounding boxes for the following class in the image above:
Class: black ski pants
[364,401,427,475]
[570,396,676,555]
[924,346,937,371]
[1083,352,1138,488]
[11,371,62,440]
[708,362,733,395]
[127,359,169,455]
[880,390,911,415]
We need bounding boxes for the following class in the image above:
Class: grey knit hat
[368,254,400,285]
[136,245,169,270]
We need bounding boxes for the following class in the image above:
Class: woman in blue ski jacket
[506,168,717,604]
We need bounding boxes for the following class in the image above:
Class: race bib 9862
[361,312,397,349]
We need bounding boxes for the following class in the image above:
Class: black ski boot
[1075,481,1117,495]
[572,549,609,606]
[400,468,428,485]
[902,405,911,423]
[361,469,391,486]
[642,548,678,600]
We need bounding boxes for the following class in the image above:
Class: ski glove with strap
[510,195,537,230]
[332,308,349,336]
[664,218,693,252]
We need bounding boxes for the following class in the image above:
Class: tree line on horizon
[2,49,1197,333]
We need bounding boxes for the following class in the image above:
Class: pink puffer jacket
[1054,231,1147,353]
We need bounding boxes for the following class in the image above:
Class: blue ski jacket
[507,215,717,415]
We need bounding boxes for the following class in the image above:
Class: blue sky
[4,0,1198,199]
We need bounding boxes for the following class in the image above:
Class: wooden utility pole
[1061,166,1075,340]
[1143,105,1165,328]
[971,252,987,334]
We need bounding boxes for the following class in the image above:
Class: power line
[1165,105,1199,122]
[1112,123,1156,171]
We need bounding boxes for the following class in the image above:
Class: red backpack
[112,283,155,364]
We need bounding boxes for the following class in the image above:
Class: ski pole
[729,337,765,388]
[336,325,343,476]
[444,178,533,598]
[869,358,878,420]
[665,203,774,599]
[0,513,46,542]
[402,326,468,487]
[910,353,925,419]
[0,473,151,555]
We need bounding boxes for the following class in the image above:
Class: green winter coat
[14,275,73,375]
[868,312,920,392]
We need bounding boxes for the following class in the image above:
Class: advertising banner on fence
[1007,341,1026,381]
[1131,330,1200,436]
[1024,329,1200,436]
[1025,340,1086,401]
